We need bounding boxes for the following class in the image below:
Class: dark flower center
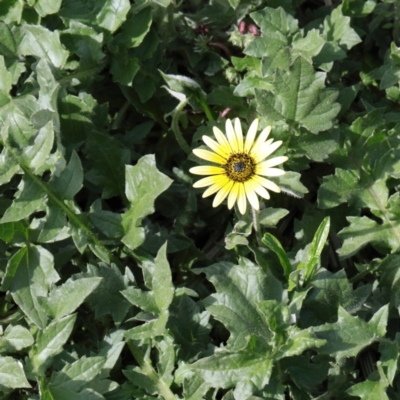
[234,162,245,172]
[224,153,256,182]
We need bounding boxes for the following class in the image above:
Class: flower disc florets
[225,154,256,182]
[189,118,288,215]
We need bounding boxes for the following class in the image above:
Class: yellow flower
[190,118,288,215]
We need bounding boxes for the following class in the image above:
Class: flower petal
[226,119,239,152]
[253,140,283,163]
[189,166,225,175]
[258,167,286,177]
[202,135,229,158]
[252,125,272,151]
[244,119,259,153]
[248,176,271,199]
[244,181,259,210]
[213,126,232,152]
[193,176,219,188]
[227,182,239,209]
[254,175,281,193]
[262,156,288,168]
[237,183,247,214]
[254,185,270,200]
[203,176,230,197]
[212,180,234,207]
[234,118,244,152]
[193,149,226,164]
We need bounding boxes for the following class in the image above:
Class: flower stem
[252,207,263,246]
[199,99,214,122]
[171,99,192,155]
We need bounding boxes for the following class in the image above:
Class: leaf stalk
[127,340,177,400]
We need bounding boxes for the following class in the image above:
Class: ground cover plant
[1,0,400,398]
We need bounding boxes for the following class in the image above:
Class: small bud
[248,24,259,36]
[238,20,247,34]
[220,108,231,118]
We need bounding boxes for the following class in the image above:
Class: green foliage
[0,0,399,399]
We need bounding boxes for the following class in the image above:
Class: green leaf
[261,233,292,280]
[1,174,47,223]
[227,0,239,9]
[85,130,130,199]
[35,58,60,125]
[0,0,23,24]
[36,203,69,243]
[0,56,12,107]
[318,169,388,211]
[379,255,400,314]
[225,215,252,250]
[349,382,388,400]
[273,171,308,198]
[379,339,398,385]
[122,155,173,250]
[168,295,211,361]
[258,208,289,228]
[124,310,169,340]
[342,0,377,17]
[233,75,274,97]
[50,151,83,200]
[2,245,59,328]
[187,336,273,391]
[78,264,131,326]
[182,373,210,400]
[59,93,105,146]
[98,330,125,377]
[34,0,62,17]
[16,24,69,68]
[304,217,330,283]
[88,210,124,240]
[110,54,140,86]
[195,261,286,350]
[337,193,400,258]
[96,0,130,33]
[49,356,106,392]
[62,21,105,67]
[347,370,389,400]
[155,336,175,385]
[2,111,55,173]
[256,300,326,358]
[0,142,20,185]
[113,7,153,48]
[0,356,31,389]
[31,313,77,374]
[323,5,362,51]
[313,305,388,360]
[121,287,158,314]
[313,41,347,69]
[305,269,371,323]
[244,7,298,58]
[0,20,17,58]
[256,57,340,133]
[153,242,174,312]
[46,277,102,320]
[280,355,328,393]
[161,72,207,110]
[231,56,261,74]
[292,29,325,63]
[291,128,339,162]
[0,325,34,353]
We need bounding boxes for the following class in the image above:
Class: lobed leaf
[256,57,341,133]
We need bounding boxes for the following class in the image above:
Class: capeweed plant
[0,0,399,399]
